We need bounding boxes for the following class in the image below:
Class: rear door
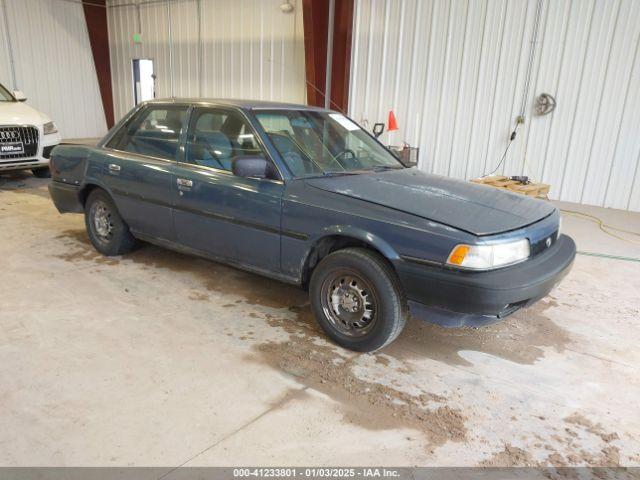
[103,105,188,241]
[172,107,283,273]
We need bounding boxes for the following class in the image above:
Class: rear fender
[50,145,94,185]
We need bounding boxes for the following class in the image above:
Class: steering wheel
[334,149,358,168]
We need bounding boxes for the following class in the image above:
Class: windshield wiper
[370,165,403,172]
[323,170,363,176]
[301,170,363,179]
[303,167,400,179]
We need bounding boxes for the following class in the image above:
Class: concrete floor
[1,171,639,469]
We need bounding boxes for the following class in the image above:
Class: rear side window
[184,108,265,171]
[107,106,187,160]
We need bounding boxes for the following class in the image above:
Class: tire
[32,167,51,178]
[309,247,407,352]
[84,188,138,256]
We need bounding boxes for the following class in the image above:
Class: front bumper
[0,129,61,172]
[397,234,576,327]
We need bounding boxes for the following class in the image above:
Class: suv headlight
[446,238,530,270]
[43,121,58,135]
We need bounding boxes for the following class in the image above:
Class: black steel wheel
[310,248,407,352]
[320,271,379,338]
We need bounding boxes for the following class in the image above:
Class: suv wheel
[32,167,51,178]
[309,247,407,352]
[85,189,138,256]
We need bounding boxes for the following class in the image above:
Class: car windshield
[0,83,15,102]
[254,110,403,178]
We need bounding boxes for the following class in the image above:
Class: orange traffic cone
[388,110,399,132]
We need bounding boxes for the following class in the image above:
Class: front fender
[293,225,403,284]
[315,225,401,261]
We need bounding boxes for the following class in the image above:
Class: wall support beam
[302,0,354,112]
[82,0,115,128]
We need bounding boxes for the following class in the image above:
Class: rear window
[107,106,188,160]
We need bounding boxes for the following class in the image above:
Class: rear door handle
[108,163,121,172]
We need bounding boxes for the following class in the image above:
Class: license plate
[0,142,24,155]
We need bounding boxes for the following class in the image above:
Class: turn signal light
[448,245,470,265]
[446,239,530,270]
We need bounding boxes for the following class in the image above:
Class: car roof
[145,97,332,112]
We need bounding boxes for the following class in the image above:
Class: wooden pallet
[471,176,550,198]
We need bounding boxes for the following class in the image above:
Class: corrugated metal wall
[107,0,306,122]
[349,0,640,211]
[0,0,107,138]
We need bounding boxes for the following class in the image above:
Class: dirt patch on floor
[565,413,621,444]
[248,310,467,447]
[54,229,121,265]
[546,413,624,467]
[188,291,210,301]
[480,443,536,467]
[482,411,625,468]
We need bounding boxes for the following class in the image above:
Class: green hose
[577,251,640,263]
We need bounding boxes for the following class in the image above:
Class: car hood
[304,169,555,236]
[0,101,47,125]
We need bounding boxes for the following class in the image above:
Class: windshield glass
[0,83,15,102]
[254,110,403,177]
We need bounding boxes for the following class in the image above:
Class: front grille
[43,145,55,159]
[0,125,39,160]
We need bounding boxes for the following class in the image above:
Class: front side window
[255,110,402,178]
[107,106,187,160]
[0,83,15,102]
[184,108,266,172]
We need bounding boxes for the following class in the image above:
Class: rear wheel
[32,167,51,178]
[309,248,407,352]
[84,189,138,256]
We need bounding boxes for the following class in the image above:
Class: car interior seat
[191,114,234,170]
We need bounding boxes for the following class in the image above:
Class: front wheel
[84,189,138,256]
[309,248,407,352]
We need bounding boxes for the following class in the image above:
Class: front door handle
[177,178,193,191]
[108,163,121,172]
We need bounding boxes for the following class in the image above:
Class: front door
[172,107,283,273]
[102,104,188,241]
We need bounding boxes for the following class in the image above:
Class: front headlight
[557,217,562,239]
[43,121,58,135]
[446,238,530,270]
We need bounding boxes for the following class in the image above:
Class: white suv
[0,82,62,177]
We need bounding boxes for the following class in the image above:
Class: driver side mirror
[13,90,27,102]
[232,156,278,180]
[372,123,385,138]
